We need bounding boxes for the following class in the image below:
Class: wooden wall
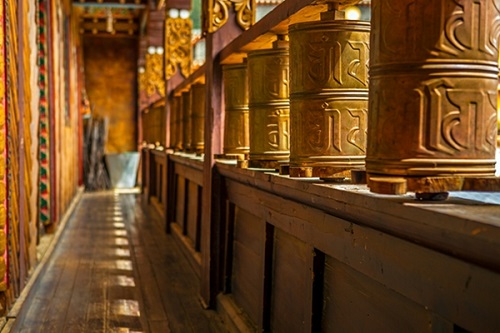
[83,36,138,153]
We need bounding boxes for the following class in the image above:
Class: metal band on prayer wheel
[191,83,205,153]
[367,0,499,177]
[248,40,290,168]
[223,63,250,156]
[289,18,370,177]
[182,90,192,152]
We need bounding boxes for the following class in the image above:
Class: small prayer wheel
[181,90,192,152]
[191,83,205,153]
[169,96,178,149]
[367,0,499,177]
[223,63,250,156]
[173,95,183,150]
[248,37,290,168]
[289,12,370,177]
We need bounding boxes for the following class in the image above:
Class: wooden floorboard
[10,191,229,333]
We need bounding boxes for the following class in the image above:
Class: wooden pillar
[367,0,500,179]
[201,0,255,306]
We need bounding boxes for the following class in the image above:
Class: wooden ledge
[215,162,500,273]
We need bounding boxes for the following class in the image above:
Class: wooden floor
[10,192,228,333]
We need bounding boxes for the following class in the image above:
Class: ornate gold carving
[165,17,192,79]
[145,53,165,97]
[203,0,255,34]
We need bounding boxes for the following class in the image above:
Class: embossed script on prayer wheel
[248,40,290,168]
[289,18,370,178]
[223,63,250,156]
[181,90,192,152]
[367,0,500,177]
[191,83,205,153]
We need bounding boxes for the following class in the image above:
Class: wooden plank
[223,178,500,332]
[270,229,311,333]
[322,257,435,333]
[175,175,187,232]
[231,207,265,327]
[187,182,200,249]
[217,163,500,273]
[175,162,204,186]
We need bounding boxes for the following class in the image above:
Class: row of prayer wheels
[218,0,499,183]
[170,83,205,153]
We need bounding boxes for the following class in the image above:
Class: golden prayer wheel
[289,17,370,177]
[223,63,249,156]
[174,95,183,150]
[191,83,205,153]
[181,90,192,152]
[169,96,178,149]
[367,0,499,177]
[248,38,290,168]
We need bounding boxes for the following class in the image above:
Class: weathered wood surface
[10,192,228,333]
[219,164,500,332]
[217,163,500,273]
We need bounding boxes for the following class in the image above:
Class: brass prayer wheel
[181,90,192,152]
[223,63,249,156]
[289,17,370,177]
[367,0,499,177]
[191,83,205,153]
[169,96,179,149]
[174,95,183,150]
[248,38,290,168]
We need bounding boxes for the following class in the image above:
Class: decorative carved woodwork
[248,38,290,168]
[191,84,205,152]
[289,12,370,177]
[367,0,500,177]
[203,0,255,34]
[182,90,192,151]
[165,17,192,79]
[223,63,250,155]
[145,53,165,97]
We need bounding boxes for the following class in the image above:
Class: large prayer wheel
[367,0,499,177]
[181,90,192,152]
[289,16,370,177]
[223,63,250,156]
[248,39,290,168]
[191,83,205,153]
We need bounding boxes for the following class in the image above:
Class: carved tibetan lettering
[267,110,289,151]
[347,41,369,86]
[308,39,342,87]
[441,0,500,56]
[418,78,497,155]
